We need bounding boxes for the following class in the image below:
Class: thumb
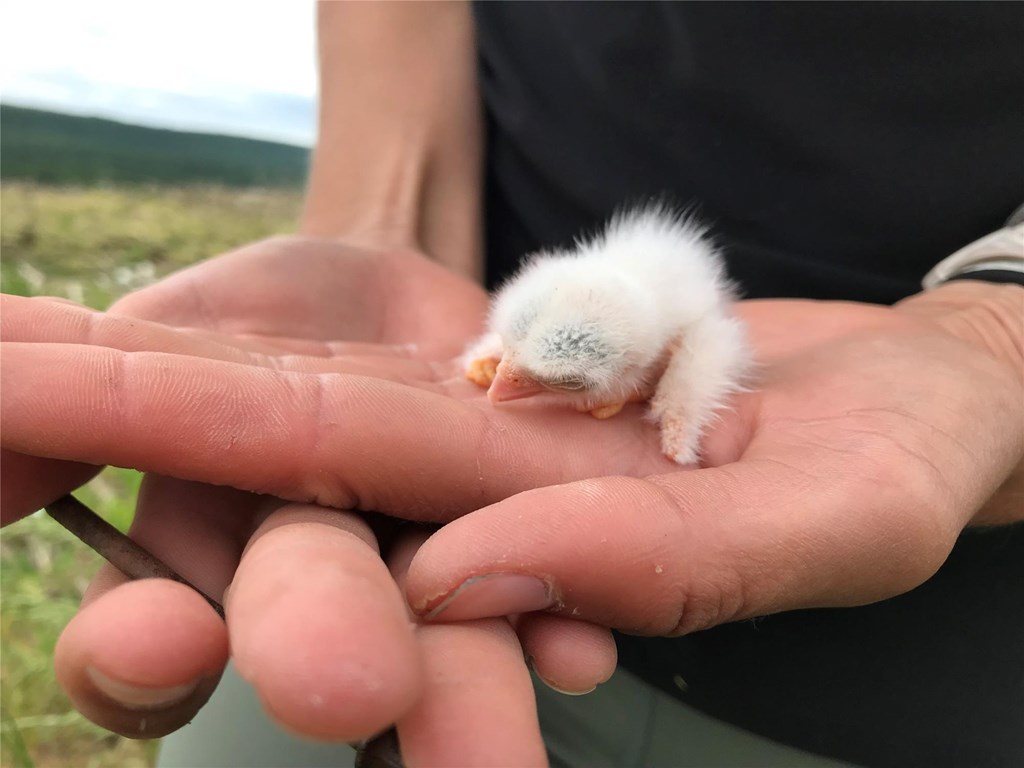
[405,456,960,636]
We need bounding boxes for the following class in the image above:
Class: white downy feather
[465,206,751,464]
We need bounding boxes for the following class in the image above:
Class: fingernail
[86,667,199,710]
[424,574,554,621]
[537,675,597,697]
[528,659,601,696]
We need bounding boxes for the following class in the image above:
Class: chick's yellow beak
[487,360,547,404]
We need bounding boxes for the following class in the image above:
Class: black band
[945,269,1024,286]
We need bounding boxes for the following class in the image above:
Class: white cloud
[1,0,317,145]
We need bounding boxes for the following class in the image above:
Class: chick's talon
[465,356,501,388]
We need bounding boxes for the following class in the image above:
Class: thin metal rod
[43,493,403,766]
[45,494,224,619]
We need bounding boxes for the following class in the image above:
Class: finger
[52,478,254,736]
[107,237,487,348]
[4,294,443,359]
[2,342,674,520]
[406,450,962,636]
[387,533,547,768]
[74,478,250,613]
[1,294,442,383]
[226,504,421,741]
[516,614,617,696]
[54,578,228,739]
[2,294,259,361]
[105,236,389,340]
[0,449,101,525]
[397,622,546,768]
[126,476,255,602]
[206,332,460,364]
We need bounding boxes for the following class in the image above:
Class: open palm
[402,289,1022,636]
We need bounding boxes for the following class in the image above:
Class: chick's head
[488,259,664,405]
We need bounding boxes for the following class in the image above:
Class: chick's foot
[465,356,501,388]
[659,414,700,466]
[586,402,626,420]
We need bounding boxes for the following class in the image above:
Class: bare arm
[301,0,484,281]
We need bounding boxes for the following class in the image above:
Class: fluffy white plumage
[463,207,751,464]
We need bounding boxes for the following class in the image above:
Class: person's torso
[476,1,1024,301]
[474,4,1024,767]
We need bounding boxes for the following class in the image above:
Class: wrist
[896,281,1024,376]
[896,282,1024,527]
[298,1,483,282]
[299,136,484,284]
[299,136,429,252]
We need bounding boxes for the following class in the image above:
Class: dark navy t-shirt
[476,2,1023,300]
[473,3,1024,766]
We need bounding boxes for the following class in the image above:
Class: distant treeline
[0,105,309,187]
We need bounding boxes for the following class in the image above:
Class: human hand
[107,235,488,347]
[3,236,489,523]
[1,236,493,754]
[37,494,551,764]
[2,287,676,525]
[8,280,1018,753]
[401,282,1024,635]
[0,236,619,759]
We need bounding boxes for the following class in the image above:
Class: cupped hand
[402,282,1024,635]
[0,281,664,746]
[108,234,489,347]
[2,237,488,524]
[0,237,616,759]
[1,291,676,522]
[8,273,1018,753]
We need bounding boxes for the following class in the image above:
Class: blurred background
[1,2,317,765]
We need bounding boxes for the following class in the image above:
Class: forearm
[897,281,1024,525]
[301,0,484,280]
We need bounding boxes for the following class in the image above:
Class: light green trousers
[156,663,855,767]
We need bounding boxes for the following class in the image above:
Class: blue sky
[1,0,317,146]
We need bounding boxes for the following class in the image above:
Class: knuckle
[666,567,749,636]
[637,477,750,636]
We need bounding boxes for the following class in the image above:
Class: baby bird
[463,207,751,465]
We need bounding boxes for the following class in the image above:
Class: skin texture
[2,272,1022,758]
[0,241,616,762]
[405,284,1024,633]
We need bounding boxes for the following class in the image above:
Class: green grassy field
[0,181,303,768]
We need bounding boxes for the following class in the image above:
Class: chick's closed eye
[464,206,752,465]
[545,374,589,392]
